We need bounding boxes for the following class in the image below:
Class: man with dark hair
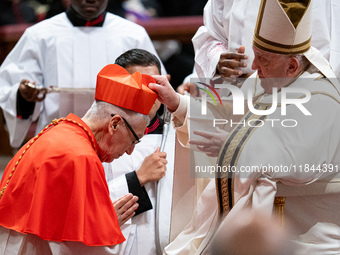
[0,0,164,149]
[0,0,37,25]
[114,48,162,74]
[104,48,194,255]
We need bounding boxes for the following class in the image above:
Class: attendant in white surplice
[0,0,164,148]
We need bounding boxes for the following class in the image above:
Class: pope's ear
[287,57,300,77]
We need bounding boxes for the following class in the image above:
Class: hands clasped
[113,193,139,226]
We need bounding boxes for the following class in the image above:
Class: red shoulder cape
[0,114,125,246]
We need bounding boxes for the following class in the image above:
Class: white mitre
[253,0,338,81]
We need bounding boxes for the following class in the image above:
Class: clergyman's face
[251,45,291,94]
[71,0,108,21]
[110,119,147,161]
[101,115,148,162]
[125,65,161,119]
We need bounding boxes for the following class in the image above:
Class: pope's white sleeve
[171,94,190,147]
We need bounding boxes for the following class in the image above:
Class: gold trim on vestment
[310,91,340,104]
[315,74,340,96]
[216,73,340,220]
[274,196,286,226]
[255,0,267,40]
[216,101,268,217]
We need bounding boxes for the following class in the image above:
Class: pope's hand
[176,82,199,97]
[149,75,180,112]
[190,127,229,157]
[136,147,167,186]
[18,79,47,102]
[113,193,139,226]
[217,46,248,78]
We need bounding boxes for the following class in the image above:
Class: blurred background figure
[0,0,37,26]
[108,0,208,90]
[45,0,126,19]
[209,209,295,255]
[44,0,70,18]
[149,0,208,90]
[24,0,208,91]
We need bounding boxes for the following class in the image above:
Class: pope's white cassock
[104,123,198,255]
[0,12,164,148]
[164,47,340,254]
[193,0,340,78]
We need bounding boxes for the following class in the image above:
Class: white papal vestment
[165,53,340,254]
